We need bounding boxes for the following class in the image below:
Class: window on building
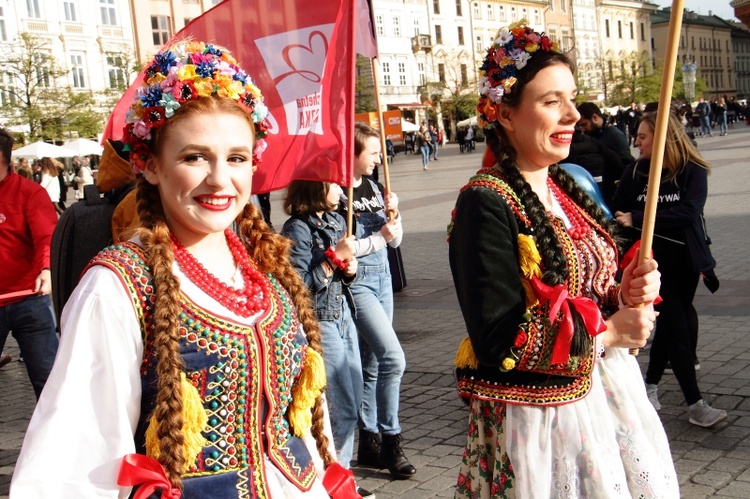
[398,61,406,85]
[27,0,41,18]
[548,29,558,43]
[433,0,440,15]
[71,54,86,88]
[35,54,50,87]
[438,63,445,83]
[608,60,613,79]
[393,17,400,36]
[561,0,566,13]
[475,35,482,52]
[64,1,77,21]
[473,2,480,19]
[461,63,468,87]
[641,23,646,41]
[561,29,570,52]
[107,56,126,88]
[376,15,384,36]
[691,36,694,49]
[498,5,505,21]
[534,9,540,25]
[629,22,634,39]
[382,62,391,85]
[418,62,425,85]
[0,74,15,107]
[605,19,610,38]
[458,26,464,45]
[549,0,554,12]
[617,20,622,38]
[0,7,6,41]
[413,18,420,36]
[522,7,527,19]
[100,0,117,25]
[456,0,462,16]
[435,25,442,44]
[151,16,171,46]
[486,4,493,21]
[184,17,191,27]
[511,6,517,21]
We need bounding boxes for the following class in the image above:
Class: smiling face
[354,136,381,180]
[502,63,580,173]
[143,110,255,245]
[635,120,654,159]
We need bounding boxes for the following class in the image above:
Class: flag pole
[630,0,684,355]
[370,58,397,220]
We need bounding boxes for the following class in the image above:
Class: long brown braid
[134,176,187,488]
[236,202,334,467]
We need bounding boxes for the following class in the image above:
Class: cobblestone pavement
[2,124,750,498]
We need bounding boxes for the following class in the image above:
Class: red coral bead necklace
[548,178,590,239]
[170,229,270,317]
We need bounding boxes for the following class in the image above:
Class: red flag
[102,0,356,193]
[356,0,378,58]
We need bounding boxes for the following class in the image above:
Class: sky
[652,0,738,21]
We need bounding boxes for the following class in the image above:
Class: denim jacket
[281,211,356,321]
[340,178,389,267]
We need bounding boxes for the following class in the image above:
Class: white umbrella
[457,116,478,127]
[401,120,420,132]
[63,138,104,156]
[11,141,78,159]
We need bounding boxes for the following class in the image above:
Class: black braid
[486,131,568,286]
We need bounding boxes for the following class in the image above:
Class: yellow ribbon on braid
[145,373,209,468]
[454,235,542,370]
[518,234,542,308]
[289,348,326,437]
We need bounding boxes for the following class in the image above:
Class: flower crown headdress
[476,20,560,129]
[122,40,270,173]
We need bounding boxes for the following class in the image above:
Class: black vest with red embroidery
[90,242,316,498]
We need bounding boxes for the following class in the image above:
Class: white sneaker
[646,384,661,411]
[688,400,727,428]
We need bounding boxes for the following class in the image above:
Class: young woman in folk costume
[11,40,346,498]
[448,21,679,497]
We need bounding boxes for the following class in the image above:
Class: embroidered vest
[90,242,317,498]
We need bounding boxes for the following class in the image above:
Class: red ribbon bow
[322,462,362,499]
[530,276,607,364]
[117,454,182,499]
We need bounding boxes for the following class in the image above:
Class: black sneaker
[357,486,376,498]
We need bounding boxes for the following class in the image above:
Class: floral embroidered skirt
[455,347,679,499]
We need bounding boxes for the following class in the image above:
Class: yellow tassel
[521,278,539,309]
[145,373,209,470]
[289,348,326,438]
[518,234,542,279]
[454,337,479,369]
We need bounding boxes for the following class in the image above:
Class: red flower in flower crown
[541,36,553,51]
[144,106,167,128]
[175,80,198,103]
[122,123,137,145]
[130,142,151,173]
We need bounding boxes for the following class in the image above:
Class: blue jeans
[719,115,727,134]
[351,262,405,436]
[319,304,362,468]
[700,115,712,136]
[0,294,58,398]
[420,145,430,167]
[431,141,439,159]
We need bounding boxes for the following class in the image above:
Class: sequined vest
[91,242,317,498]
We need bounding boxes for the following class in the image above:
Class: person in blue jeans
[342,123,416,479]
[281,180,361,468]
[417,125,431,170]
[696,97,713,137]
[0,127,59,399]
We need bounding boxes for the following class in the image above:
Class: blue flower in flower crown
[203,45,223,57]
[233,70,248,85]
[154,51,177,74]
[141,85,163,108]
[195,61,214,78]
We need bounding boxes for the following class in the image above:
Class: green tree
[99,46,140,114]
[433,49,480,127]
[0,32,105,141]
[355,55,377,113]
[636,61,708,104]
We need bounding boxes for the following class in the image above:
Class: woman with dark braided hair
[449,21,678,497]
[12,41,339,498]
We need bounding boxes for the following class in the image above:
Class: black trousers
[645,245,702,404]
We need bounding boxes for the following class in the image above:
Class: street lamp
[682,63,697,104]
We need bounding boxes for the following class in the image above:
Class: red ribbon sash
[322,462,362,499]
[530,276,607,364]
[117,454,181,499]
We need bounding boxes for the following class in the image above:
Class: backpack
[51,182,135,322]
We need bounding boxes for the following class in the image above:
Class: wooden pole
[630,0,684,355]
[370,58,397,220]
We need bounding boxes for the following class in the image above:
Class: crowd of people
[0,15,734,499]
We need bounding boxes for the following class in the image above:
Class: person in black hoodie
[563,129,624,207]
[611,112,725,427]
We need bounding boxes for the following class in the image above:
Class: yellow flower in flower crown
[177,64,198,81]
[502,77,517,93]
[246,82,262,99]
[552,41,560,52]
[502,357,516,371]
[224,79,244,100]
[526,43,540,53]
[509,19,525,30]
[221,52,238,65]
[193,77,215,97]
[184,40,206,54]
[131,100,145,119]
[146,73,166,86]
[499,57,515,68]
